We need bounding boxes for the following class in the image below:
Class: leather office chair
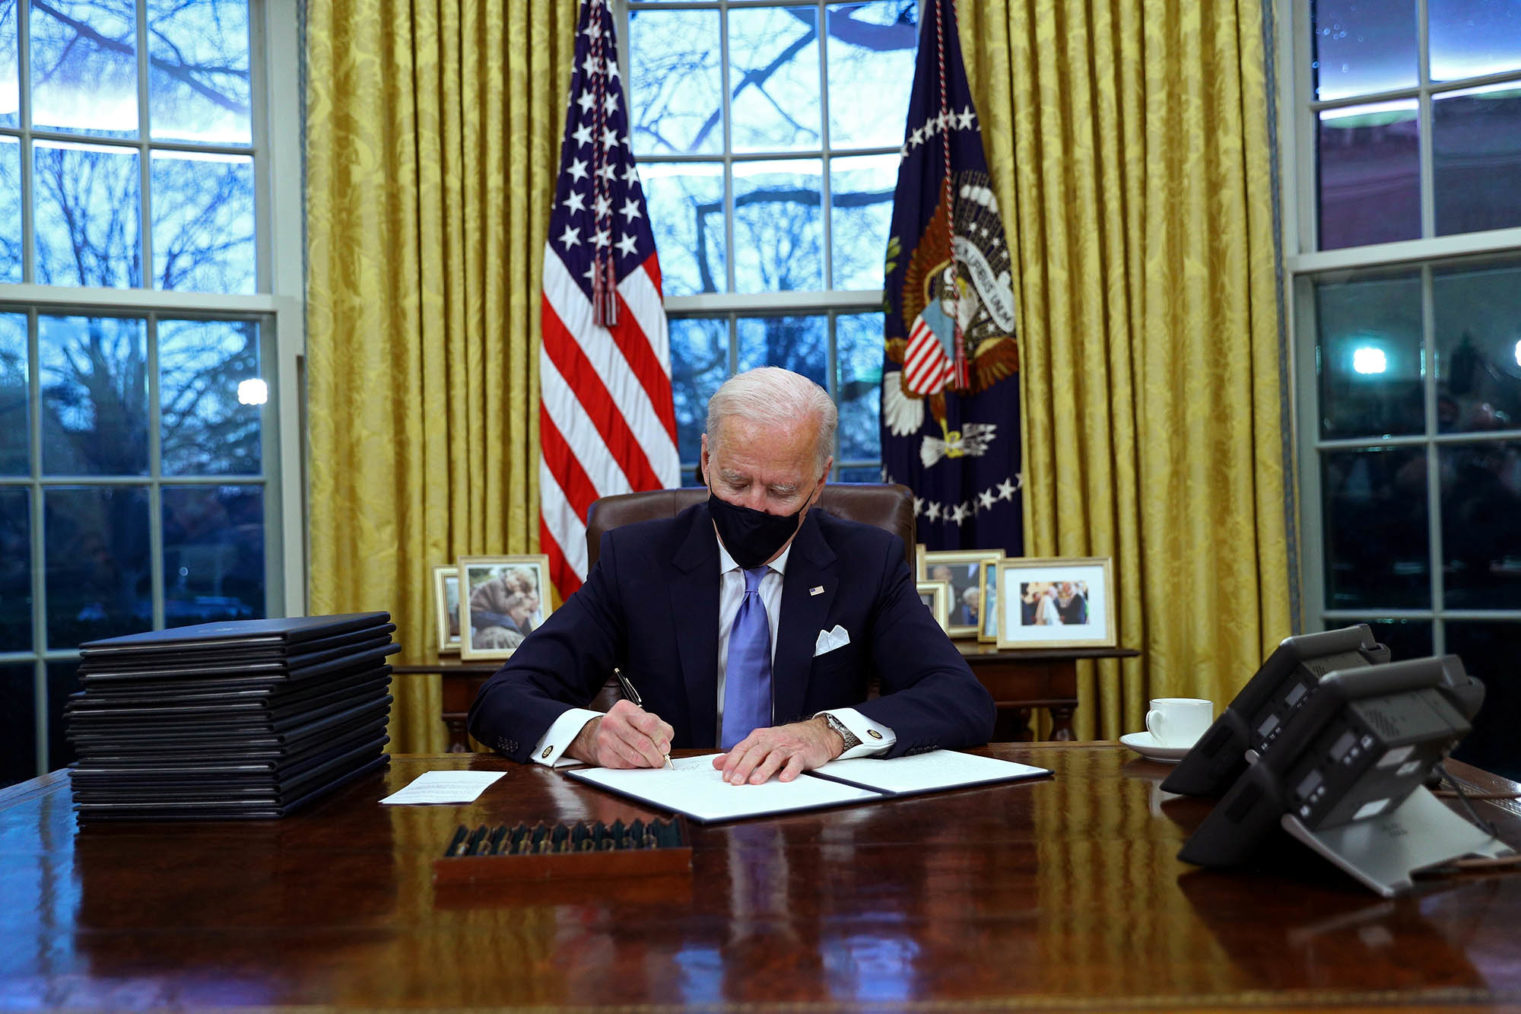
[583,483,917,569]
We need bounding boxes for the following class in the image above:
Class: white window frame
[1276,0,1521,637]
[0,0,306,780]
[620,0,906,479]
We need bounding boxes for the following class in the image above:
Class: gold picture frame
[919,549,1004,639]
[432,563,462,654]
[978,559,1000,643]
[995,556,1117,650]
[458,555,554,661]
[916,580,952,632]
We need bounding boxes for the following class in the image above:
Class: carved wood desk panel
[3,744,1519,1011]
[407,645,1138,752]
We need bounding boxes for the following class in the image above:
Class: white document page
[809,750,1050,796]
[379,770,506,805]
[567,754,880,823]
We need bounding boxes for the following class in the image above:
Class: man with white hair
[469,367,995,785]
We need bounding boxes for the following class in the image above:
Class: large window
[624,0,917,482]
[1286,0,1521,778]
[0,1,303,788]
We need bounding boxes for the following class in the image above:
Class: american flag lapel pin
[810,585,825,596]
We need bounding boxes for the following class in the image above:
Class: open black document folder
[567,750,1052,824]
[67,613,398,821]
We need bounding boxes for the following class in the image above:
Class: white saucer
[1120,731,1191,764]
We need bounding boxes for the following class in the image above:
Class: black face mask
[706,483,815,570]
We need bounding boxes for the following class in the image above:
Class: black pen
[444,825,468,857]
[613,666,673,769]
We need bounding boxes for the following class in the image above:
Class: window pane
[0,663,35,789]
[45,660,77,772]
[1317,103,1420,250]
[0,136,18,280]
[1311,0,1417,100]
[1433,85,1521,237]
[837,465,883,482]
[1432,259,1521,434]
[668,316,727,465]
[1431,0,1521,83]
[628,8,722,156]
[644,162,725,295]
[0,312,26,474]
[0,0,16,127]
[826,2,917,149]
[729,6,821,153]
[151,151,256,293]
[733,159,823,292]
[1315,272,1424,438]
[1441,441,1521,609]
[40,315,148,476]
[836,312,883,462]
[1322,447,1430,609]
[159,319,261,475]
[29,0,137,137]
[830,154,895,290]
[1446,620,1521,781]
[33,141,142,288]
[1342,618,1433,659]
[44,485,150,648]
[163,485,263,626]
[0,488,30,650]
[737,315,825,385]
[147,0,252,145]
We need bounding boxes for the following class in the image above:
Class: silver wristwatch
[820,712,860,751]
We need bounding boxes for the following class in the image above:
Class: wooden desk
[406,644,1139,751]
[4,745,1519,1011]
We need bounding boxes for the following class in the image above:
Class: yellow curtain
[960,0,1294,738]
[304,2,576,752]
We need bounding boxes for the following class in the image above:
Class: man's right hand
[567,699,674,768]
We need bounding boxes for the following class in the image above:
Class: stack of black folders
[65,612,398,821]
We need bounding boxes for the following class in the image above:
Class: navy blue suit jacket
[467,502,995,762]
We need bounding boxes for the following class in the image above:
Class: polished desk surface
[3,744,1520,1012]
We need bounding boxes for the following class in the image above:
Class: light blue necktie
[721,566,773,750]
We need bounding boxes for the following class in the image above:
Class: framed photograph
[916,580,952,632]
[919,549,1004,639]
[432,564,462,654]
[995,556,1116,650]
[978,560,1000,643]
[458,555,553,661]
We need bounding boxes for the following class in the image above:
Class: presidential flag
[880,0,1023,555]
[540,0,679,599]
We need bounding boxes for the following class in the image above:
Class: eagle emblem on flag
[883,170,1019,466]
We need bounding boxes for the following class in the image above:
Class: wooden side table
[401,644,1138,751]
[956,643,1139,741]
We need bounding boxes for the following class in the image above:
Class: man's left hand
[713,716,843,785]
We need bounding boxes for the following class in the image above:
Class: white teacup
[1144,698,1213,749]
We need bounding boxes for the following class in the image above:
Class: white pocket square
[814,624,850,656]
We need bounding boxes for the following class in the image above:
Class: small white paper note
[380,770,505,805]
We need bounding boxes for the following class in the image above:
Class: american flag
[540,0,679,599]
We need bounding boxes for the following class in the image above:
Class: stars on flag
[899,104,980,159]
[909,474,1024,529]
[549,19,652,267]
